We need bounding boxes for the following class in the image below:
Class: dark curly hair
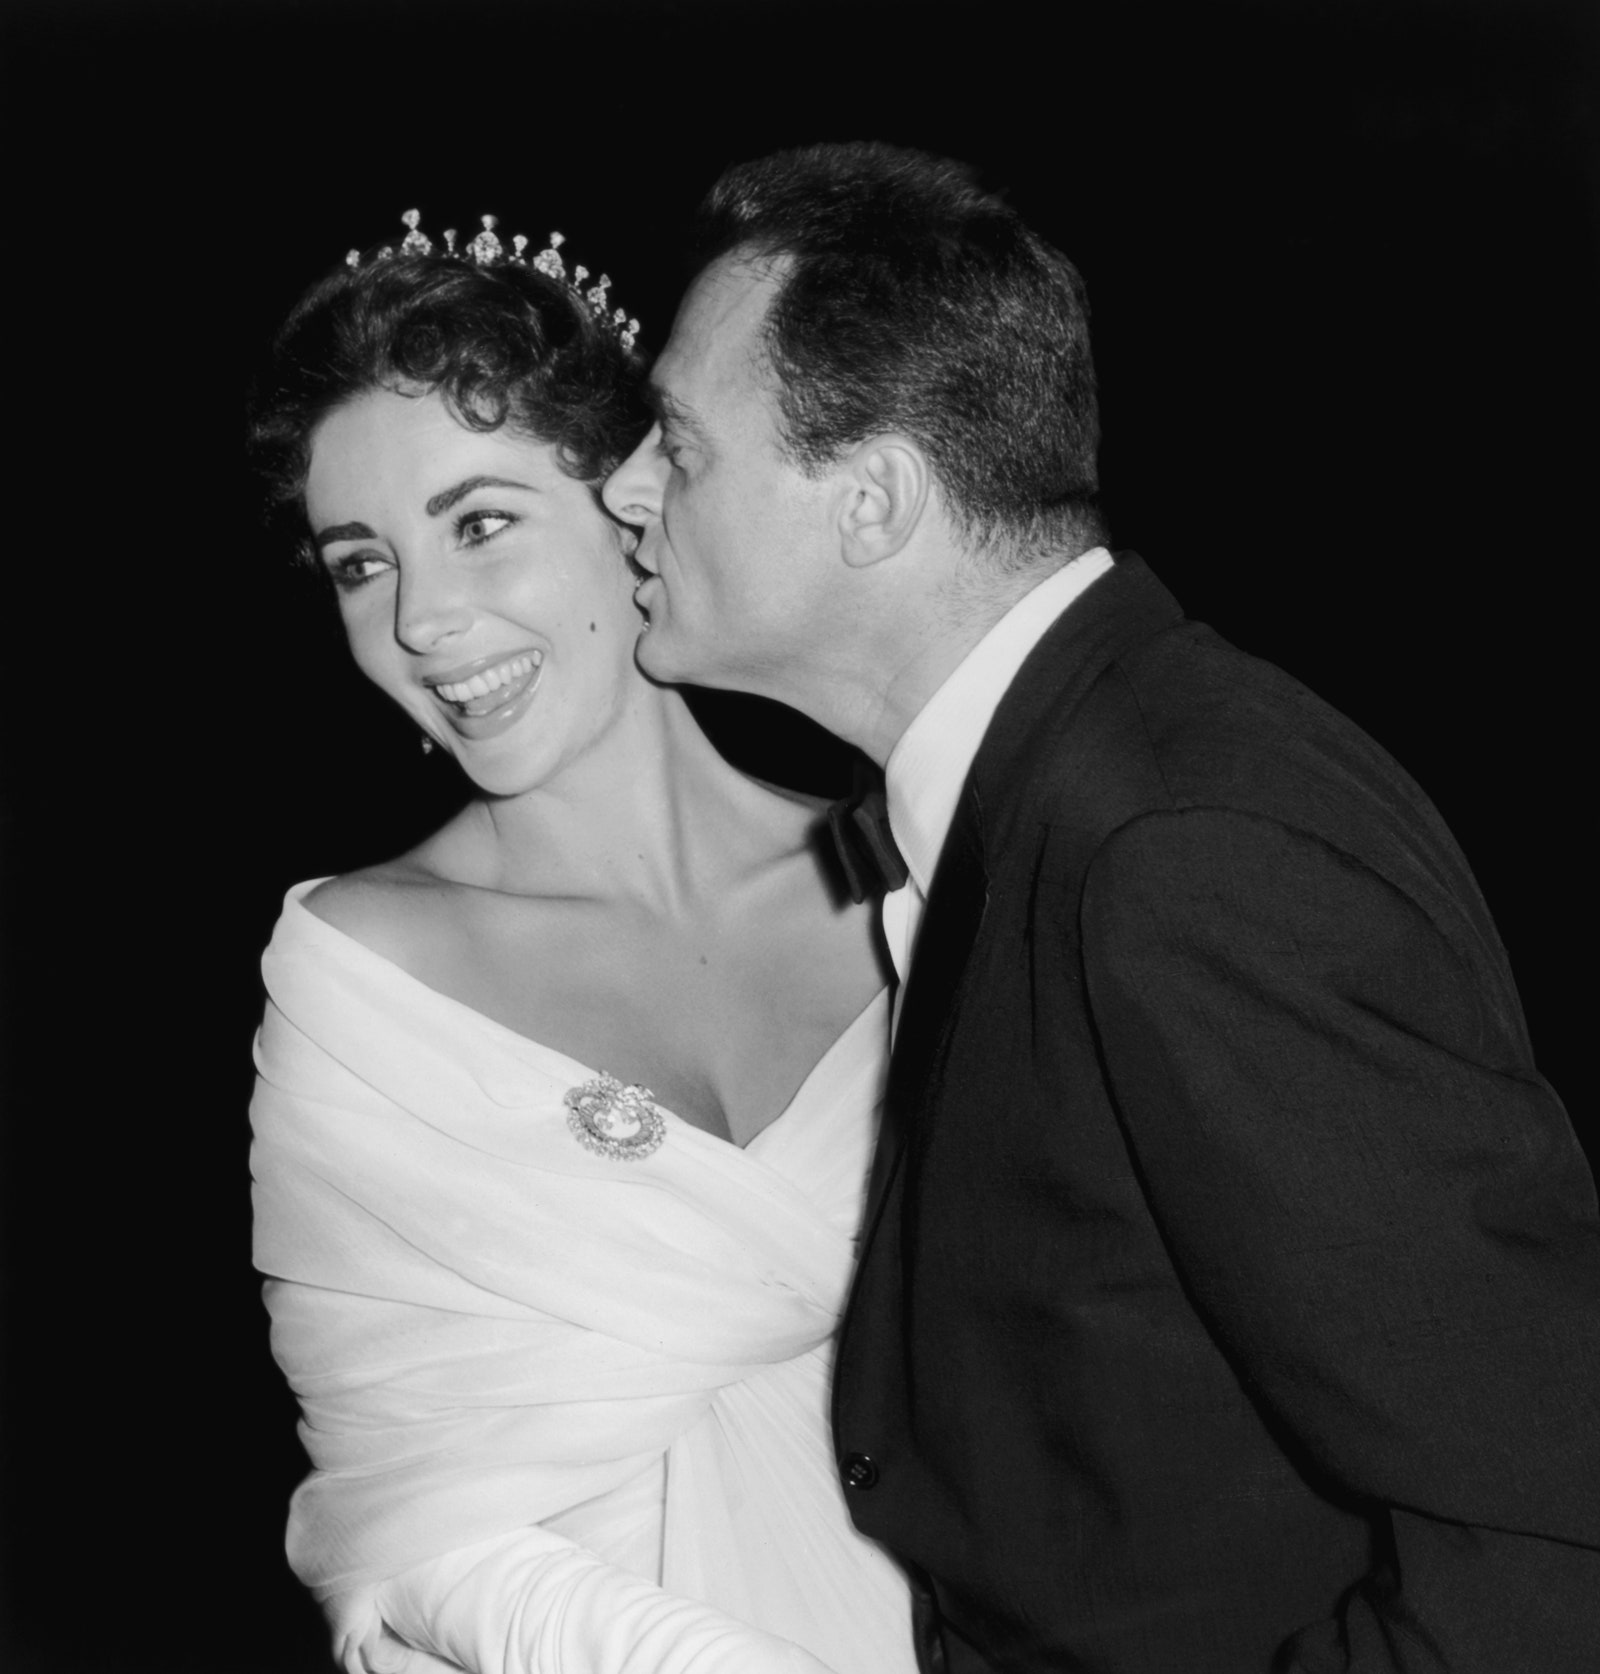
[247,243,650,567]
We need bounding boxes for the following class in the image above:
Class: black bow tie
[827,782,909,904]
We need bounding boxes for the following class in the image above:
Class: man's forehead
[655,255,784,406]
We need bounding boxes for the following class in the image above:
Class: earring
[420,734,436,755]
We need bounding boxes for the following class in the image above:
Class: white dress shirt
[882,547,1115,1032]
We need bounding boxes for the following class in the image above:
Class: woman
[246,213,914,1674]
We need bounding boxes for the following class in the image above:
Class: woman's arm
[334,1524,837,1674]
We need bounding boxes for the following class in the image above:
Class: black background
[2,1,1595,1670]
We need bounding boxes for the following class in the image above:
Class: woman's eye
[456,510,516,546]
[328,553,390,591]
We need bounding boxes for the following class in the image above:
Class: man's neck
[830,555,1082,766]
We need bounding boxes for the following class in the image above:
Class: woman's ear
[837,437,930,569]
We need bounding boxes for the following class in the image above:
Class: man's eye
[456,510,516,546]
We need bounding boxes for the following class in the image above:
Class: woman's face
[305,387,644,798]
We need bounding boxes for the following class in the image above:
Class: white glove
[332,1525,839,1674]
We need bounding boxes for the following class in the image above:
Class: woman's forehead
[306,389,561,513]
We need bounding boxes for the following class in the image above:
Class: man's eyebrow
[424,475,538,517]
[314,521,377,550]
[645,383,711,445]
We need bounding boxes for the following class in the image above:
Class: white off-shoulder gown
[250,883,915,1674]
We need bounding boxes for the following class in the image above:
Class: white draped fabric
[251,883,915,1674]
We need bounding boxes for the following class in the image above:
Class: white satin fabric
[251,883,915,1674]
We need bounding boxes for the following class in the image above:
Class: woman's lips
[431,650,542,705]
[428,650,545,737]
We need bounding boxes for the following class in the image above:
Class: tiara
[346,209,641,352]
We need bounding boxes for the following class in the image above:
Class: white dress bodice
[251,882,914,1674]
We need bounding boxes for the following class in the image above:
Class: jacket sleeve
[1080,806,1600,1673]
[328,1527,836,1674]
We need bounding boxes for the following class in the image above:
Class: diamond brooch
[564,1075,667,1161]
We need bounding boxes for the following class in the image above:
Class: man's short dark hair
[691,141,1105,566]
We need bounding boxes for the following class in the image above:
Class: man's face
[603,256,837,698]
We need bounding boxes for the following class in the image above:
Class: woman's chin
[452,751,556,800]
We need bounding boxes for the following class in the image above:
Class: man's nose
[602,425,666,525]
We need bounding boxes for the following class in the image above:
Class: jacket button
[841,1452,879,1490]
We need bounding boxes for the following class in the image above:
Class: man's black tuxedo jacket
[833,555,1600,1672]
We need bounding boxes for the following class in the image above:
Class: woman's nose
[394,567,473,653]
[602,426,666,525]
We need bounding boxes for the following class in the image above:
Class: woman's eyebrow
[314,520,377,550]
[424,475,538,517]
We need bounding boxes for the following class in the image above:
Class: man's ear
[837,437,930,569]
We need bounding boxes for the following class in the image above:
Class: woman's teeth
[435,652,542,706]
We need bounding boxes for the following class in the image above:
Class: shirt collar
[884,547,1114,893]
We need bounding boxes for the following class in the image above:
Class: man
[602,143,1600,1672]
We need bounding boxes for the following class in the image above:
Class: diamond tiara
[346,209,641,352]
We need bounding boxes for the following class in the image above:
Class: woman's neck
[429,681,808,913]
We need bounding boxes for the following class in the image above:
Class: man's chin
[634,619,698,684]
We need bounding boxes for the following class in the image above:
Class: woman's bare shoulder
[302,856,458,968]
[302,800,494,942]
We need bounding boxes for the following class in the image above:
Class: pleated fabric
[251,883,914,1674]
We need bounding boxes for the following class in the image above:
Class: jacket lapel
[969,552,1184,808]
[859,554,1186,1232]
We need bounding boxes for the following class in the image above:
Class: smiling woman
[305,390,645,793]
[243,218,912,1674]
